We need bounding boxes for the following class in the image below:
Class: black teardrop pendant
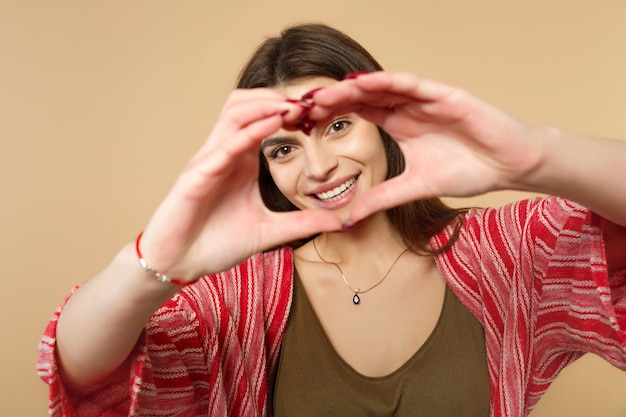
[352,294,361,305]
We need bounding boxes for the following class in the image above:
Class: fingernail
[301,88,322,100]
[286,98,314,109]
[340,220,360,232]
[343,71,369,80]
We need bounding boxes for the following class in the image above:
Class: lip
[307,174,360,210]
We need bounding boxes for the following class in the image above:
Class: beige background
[1,1,625,415]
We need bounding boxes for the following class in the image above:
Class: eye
[327,118,352,135]
[271,145,294,160]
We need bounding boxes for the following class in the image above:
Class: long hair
[237,23,466,253]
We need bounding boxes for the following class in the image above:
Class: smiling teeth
[316,177,356,201]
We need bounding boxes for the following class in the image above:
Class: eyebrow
[260,136,294,153]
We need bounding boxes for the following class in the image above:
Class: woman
[38,23,626,417]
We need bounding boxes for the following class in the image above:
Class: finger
[220,88,287,114]
[191,95,307,172]
[187,112,285,175]
[260,209,344,249]
[221,89,310,129]
[354,72,452,101]
[309,72,454,119]
[219,96,301,133]
[348,174,433,223]
[309,87,405,121]
[346,105,410,133]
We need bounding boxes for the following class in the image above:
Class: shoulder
[462,195,582,224]
[448,196,592,244]
[431,196,597,302]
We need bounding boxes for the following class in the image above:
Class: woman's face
[261,77,388,217]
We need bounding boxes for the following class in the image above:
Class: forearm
[518,126,626,227]
[55,242,180,393]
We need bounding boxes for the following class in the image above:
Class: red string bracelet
[135,232,189,286]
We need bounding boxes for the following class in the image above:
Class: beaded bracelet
[135,232,189,286]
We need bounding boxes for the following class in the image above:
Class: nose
[303,140,338,180]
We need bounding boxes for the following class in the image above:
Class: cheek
[364,142,390,185]
[268,165,286,191]
[350,136,389,178]
[268,164,301,202]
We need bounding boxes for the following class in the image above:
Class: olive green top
[273,271,490,416]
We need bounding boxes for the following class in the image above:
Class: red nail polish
[301,88,322,100]
[286,98,314,109]
[268,109,289,118]
[343,71,369,80]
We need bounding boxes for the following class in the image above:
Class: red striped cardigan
[38,197,626,416]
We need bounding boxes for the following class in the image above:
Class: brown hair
[237,23,466,252]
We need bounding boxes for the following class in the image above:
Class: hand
[309,72,545,222]
[139,89,343,282]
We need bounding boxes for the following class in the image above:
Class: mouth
[314,176,358,202]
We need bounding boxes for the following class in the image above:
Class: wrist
[135,232,191,287]
[511,125,562,194]
[111,243,184,302]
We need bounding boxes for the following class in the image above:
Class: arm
[55,244,179,393]
[308,72,626,271]
[54,89,343,393]
[513,126,626,272]
[520,127,626,227]
[530,128,626,272]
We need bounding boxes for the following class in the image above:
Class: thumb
[348,175,432,223]
[262,209,344,249]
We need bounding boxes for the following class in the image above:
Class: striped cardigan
[38,196,626,416]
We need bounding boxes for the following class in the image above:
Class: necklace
[312,239,410,305]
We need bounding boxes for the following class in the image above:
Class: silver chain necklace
[312,239,410,305]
